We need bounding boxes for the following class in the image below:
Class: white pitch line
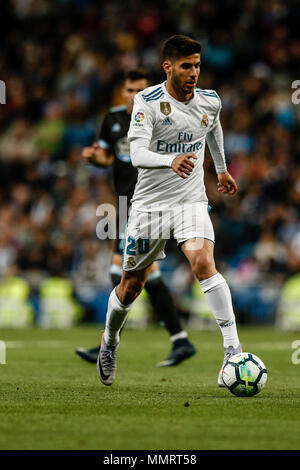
[3,340,67,349]
[5,341,24,348]
[36,340,68,348]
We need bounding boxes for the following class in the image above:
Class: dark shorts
[113,200,131,255]
[113,232,125,255]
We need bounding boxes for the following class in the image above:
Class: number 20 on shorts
[126,237,150,255]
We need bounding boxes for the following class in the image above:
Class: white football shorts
[122,203,215,272]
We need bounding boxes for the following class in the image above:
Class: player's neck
[165,81,194,102]
[126,105,133,115]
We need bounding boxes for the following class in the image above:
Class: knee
[191,250,215,279]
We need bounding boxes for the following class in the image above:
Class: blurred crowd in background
[0,0,300,328]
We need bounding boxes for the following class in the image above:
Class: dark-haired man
[76,69,196,367]
[97,36,242,387]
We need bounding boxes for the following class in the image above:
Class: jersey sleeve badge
[133,111,146,127]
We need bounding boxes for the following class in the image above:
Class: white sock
[103,288,133,346]
[170,331,188,342]
[200,273,240,348]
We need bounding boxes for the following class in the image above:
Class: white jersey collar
[162,81,197,110]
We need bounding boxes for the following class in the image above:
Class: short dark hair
[162,35,201,62]
[124,69,150,83]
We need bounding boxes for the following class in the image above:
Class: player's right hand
[81,146,97,164]
[171,153,197,179]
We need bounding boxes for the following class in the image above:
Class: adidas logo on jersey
[161,117,172,125]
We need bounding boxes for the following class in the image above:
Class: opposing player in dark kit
[76,69,196,367]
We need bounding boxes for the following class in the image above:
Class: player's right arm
[130,137,196,177]
[128,93,197,177]
[81,143,114,168]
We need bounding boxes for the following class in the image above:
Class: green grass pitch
[0,326,300,450]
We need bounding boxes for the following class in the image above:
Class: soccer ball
[222,352,267,397]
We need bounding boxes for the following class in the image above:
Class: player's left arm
[216,170,237,195]
[206,95,237,196]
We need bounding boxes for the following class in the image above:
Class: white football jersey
[128,81,221,211]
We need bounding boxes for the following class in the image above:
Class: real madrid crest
[160,102,171,116]
[127,257,136,268]
[201,114,209,128]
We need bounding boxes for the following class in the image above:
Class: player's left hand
[217,171,238,195]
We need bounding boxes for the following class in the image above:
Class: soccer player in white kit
[97,35,242,387]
